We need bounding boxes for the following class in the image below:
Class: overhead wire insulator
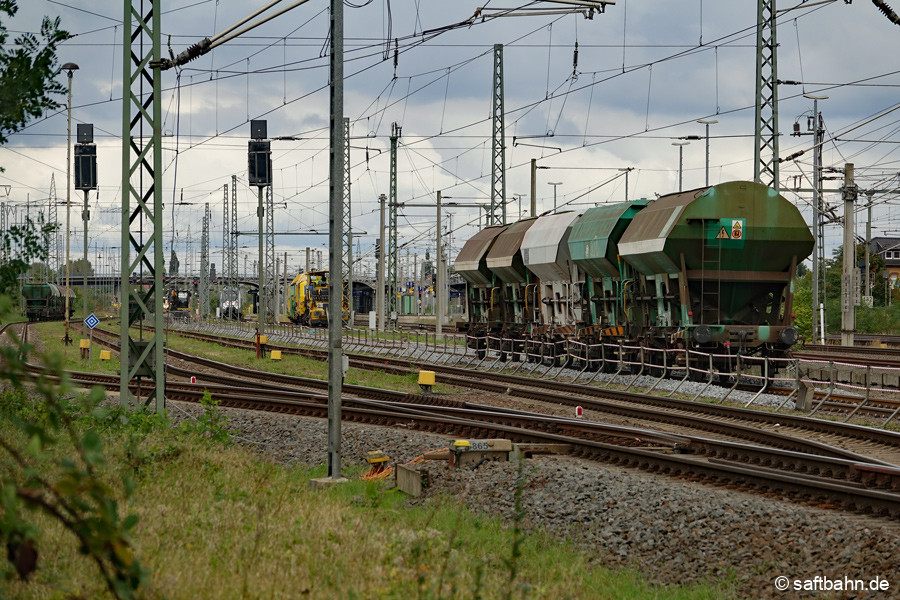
[873,0,900,25]
[572,40,579,75]
[393,38,399,78]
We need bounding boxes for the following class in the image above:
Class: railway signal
[248,120,272,341]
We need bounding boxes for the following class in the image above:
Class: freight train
[22,283,75,322]
[454,181,814,370]
[287,270,349,326]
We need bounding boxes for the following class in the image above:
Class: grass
[28,320,458,395]
[3,320,742,598]
[158,327,461,395]
[27,320,122,376]
[0,396,733,600]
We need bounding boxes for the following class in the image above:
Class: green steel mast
[121,0,165,412]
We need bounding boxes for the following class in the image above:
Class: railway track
[798,346,900,367]
[93,328,888,462]
[170,321,900,417]
[351,317,462,334]
[38,327,900,517]
[102,324,900,464]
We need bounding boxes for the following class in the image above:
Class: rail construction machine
[455,181,814,372]
[287,270,349,326]
[164,287,193,318]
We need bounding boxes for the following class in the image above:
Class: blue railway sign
[84,313,100,329]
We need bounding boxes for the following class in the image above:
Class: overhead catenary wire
[6,0,898,248]
[163,0,316,70]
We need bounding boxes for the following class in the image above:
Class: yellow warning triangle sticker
[715,226,730,240]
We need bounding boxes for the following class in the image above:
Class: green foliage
[0,343,146,597]
[792,273,813,341]
[502,457,527,600]
[178,389,235,445]
[0,215,57,310]
[795,245,900,340]
[65,257,94,276]
[0,218,145,596]
[0,0,68,152]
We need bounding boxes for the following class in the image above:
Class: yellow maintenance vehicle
[287,270,349,326]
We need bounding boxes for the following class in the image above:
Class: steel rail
[52,368,900,517]
[97,325,900,453]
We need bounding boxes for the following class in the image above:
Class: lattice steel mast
[388,122,400,322]
[490,43,507,225]
[753,0,779,191]
[1,203,6,262]
[121,0,165,412]
[221,183,229,296]
[342,117,353,322]
[265,183,275,321]
[200,202,210,317]
[48,174,59,280]
[228,175,239,297]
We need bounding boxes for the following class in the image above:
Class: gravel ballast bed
[171,400,900,600]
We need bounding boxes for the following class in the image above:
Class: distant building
[870,237,900,287]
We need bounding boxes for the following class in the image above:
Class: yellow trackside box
[259,335,268,345]
[79,339,91,349]
[270,350,282,360]
[418,371,435,386]
[99,350,111,360]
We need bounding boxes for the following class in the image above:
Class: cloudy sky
[3,0,900,278]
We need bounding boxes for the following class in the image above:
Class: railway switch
[418,370,436,393]
[450,439,512,468]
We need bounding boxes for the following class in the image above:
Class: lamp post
[696,119,718,187]
[672,141,689,192]
[62,62,78,345]
[548,182,562,213]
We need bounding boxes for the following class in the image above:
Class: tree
[26,261,53,280]
[0,9,146,595]
[65,257,93,276]
[0,1,68,155]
